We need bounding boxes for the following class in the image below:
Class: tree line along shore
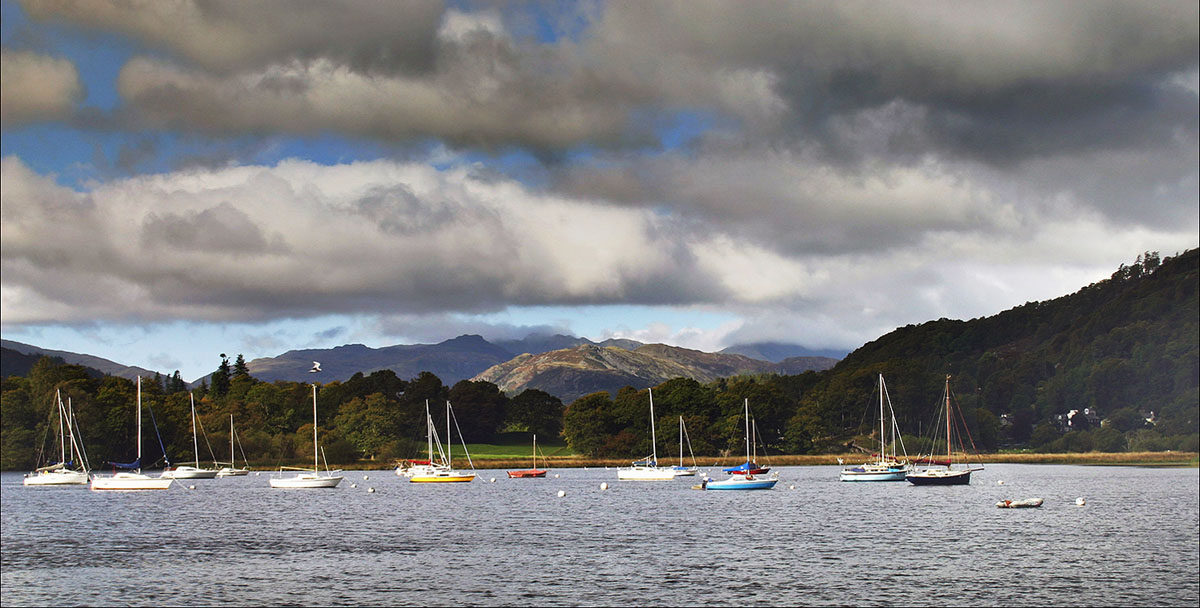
[317,450,1200,471]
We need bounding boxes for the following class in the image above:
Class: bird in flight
[309,361,322,373]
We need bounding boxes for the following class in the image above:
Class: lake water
[2,464,1197,606]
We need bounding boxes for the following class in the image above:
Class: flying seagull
[309,361,322,373]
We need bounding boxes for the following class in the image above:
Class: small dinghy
[997,498,1044,508]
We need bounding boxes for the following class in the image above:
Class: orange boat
[507,434,548,478]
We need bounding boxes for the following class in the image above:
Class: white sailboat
[269,384,344,488]
[671,416,700,477]
[704,398,778,490]
[409,400,476,483]
[162,393,218,479]
[617,388,676,481]
[24,390,89,486]
[91,377,173,491]
[217,414,250,477]
[839,374,910,482]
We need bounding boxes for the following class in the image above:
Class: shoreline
[262,450,1199,471]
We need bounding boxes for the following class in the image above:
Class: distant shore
[321,450,1199,471]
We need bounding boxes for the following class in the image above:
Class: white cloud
[0,49,83,124]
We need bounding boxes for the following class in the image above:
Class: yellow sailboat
[410,400,476,483]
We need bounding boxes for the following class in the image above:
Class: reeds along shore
[315,451,1200,471]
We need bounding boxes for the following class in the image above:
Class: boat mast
[230,414,235,466]
[445,401,454,469]
[648,388,658,465]
[945,375,952,469]
[190,392,200,468]
[67,397,80,469]
[56,390,67,466]
[744,398,751,466]
[879,375,886,464]
[312,383,319,471]
[65,394,76,465]
[679,417,684,468]
[136,376,142,472]
[533,434,537,470]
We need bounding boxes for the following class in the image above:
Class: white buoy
[189,485,196,490]
[367,487,375,493]
[363,475,369,480]
[255,472,260,476]
[997,480,1005,485]
[350,483,357,488]
[554,474,560,478]
[789,484,796,490]
[557,490,566,497]
[1076,497,1086,506]
[489,477,496,483]
[600,482,609,490]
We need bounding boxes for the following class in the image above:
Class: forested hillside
[2,250,1196,470]
[561,250,1198,458]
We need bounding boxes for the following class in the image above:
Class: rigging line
[32,403,54,468]
[948,386,984,469]
[881,379,909,460]
[233,428,250,467]
[448,402,475,471]
[194,413,220,465]
[67,403,91,472]
[145,403,170,468]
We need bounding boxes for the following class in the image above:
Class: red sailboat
[507,434,548,478]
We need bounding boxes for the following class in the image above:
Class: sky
[2,0,1197,383]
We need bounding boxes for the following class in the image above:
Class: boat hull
[671,466,698,477]
[91,473,173,491]
[410,472,476,483]
[705,476,778,490]
[269,473,344,488]
[907,469,972,485]
[216,467,249,477]
[162,466,218,479]
[23,470,89,486]
[839,467,908,482]
[507,469,547,478]
[616,466,676,481]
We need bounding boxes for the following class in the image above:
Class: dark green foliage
[506,389,565,438]
[447,380,507,441]
[233,354,250,379]
[210,354,231,398]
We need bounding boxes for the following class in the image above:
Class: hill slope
[473,343,838,402]
[1,340,157,380]
[807,249,1198,449]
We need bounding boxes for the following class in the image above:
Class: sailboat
[269,384,344,488]
[907,375,984,486]
[722,415,769,476]
[705,398,778,490]
[616,388,676,481]
[840,374,910,481]
[162,393,218,479]
[410,400,476,483]
[24,390,89,486]
[507,434,548,478]
[91,377,174,491]
[671,417,700,477]
[217,414,250,476]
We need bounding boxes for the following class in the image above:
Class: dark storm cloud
[20,0,446,75]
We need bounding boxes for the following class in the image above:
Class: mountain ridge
[473,342,838,402]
